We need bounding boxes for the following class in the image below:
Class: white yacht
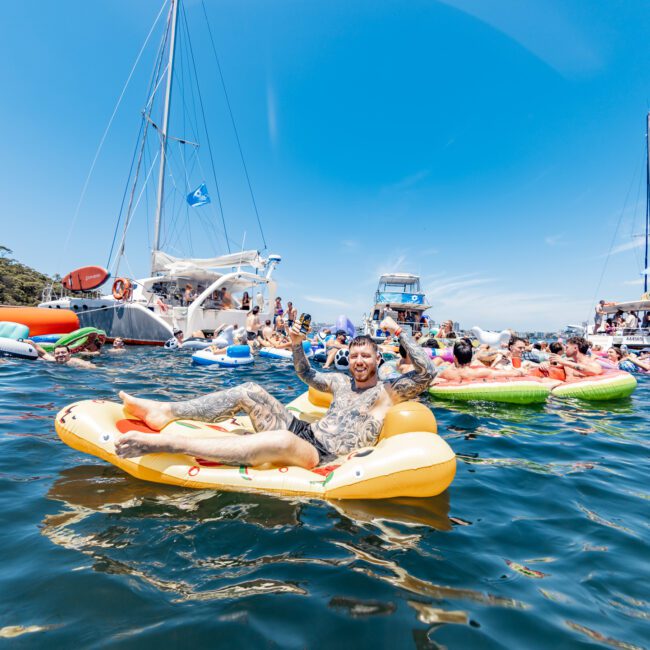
[363,273,431,340]
[39,0,280,344]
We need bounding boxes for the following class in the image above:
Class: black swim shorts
[246,331,257,341]
[287,416,336,464]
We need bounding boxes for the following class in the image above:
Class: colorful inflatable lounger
[41,327,107,354]
[54,388,456,500]
[550,371,637,401]
[428,376,552,404]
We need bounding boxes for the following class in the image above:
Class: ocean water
[0,348,648,648]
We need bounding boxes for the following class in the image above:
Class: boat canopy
[602,299,650,314]
[151,250,266,275]
[378,273,421,285]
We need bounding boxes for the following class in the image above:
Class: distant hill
[0,246,60,306]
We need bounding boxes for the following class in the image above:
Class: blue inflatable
[192,345,254,367]
[335,315,356,338]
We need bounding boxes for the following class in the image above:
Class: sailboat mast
[645,112,650,294]
[151,0,180,274]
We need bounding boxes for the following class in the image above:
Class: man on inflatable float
[115,317,437,469]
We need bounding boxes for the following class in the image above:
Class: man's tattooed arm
[292,342,338,392]
[385,331,437,401]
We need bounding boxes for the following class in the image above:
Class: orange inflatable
[0,307,79,336]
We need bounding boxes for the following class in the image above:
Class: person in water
[30,342,94,369]
[109,338,126,353]
[115,317,436,469]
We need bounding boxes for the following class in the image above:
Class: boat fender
[112,278,132,301]
[227,344,251,358]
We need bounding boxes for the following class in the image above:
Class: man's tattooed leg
[170,382,293,432]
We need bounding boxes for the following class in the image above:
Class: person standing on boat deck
[115,317,437,469]
[286,301,297,328]
[624,311,639,331]
[240,291,251,311]
[594,300,606,334]
[245,306,261,342]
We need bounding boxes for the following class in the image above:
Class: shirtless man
[114,317,436,469]
[245,306,262,342]
[257,319,274,347]
[109,338,126,354]
[541,336,602,378]
[433,338,525,383]
[31,343,94,369]
[286,301,297,328]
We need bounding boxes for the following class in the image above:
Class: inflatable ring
[112,278,132,302]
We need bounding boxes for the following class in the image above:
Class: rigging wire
[108,2,171,271]
[57,0,168,274]
[588,136,646,321]
[180,4,231,252]
[200,0,268,251]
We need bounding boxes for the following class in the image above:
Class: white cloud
[423,272,592,331]
[602,238,645,257]
[623,278,644,286]
[381,169,430,194]
[544,234,566,246]
[304,295,348,307]
[341,239,358,251]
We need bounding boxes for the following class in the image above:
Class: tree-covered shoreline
[0,246,61,306]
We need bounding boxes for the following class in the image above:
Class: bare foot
[115,432,181,458]
[119,391,174,431]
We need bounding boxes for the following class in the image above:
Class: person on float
[115,317,437,469]
[323,330,348,368]
[432,338,526,383]
[540,336,603,379]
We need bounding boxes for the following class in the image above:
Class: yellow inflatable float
[54,388,456,500]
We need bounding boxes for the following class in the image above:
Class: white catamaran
[588,112,650,351]
[40,0,281,344]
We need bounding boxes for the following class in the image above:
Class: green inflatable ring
[41,327,107,354]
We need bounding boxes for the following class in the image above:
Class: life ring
[112,278,132,301]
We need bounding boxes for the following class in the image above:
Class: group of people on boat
[593,299,650,334]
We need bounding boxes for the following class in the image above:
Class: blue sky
[2,0,650,331]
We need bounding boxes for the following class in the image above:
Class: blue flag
[187,183,211,207]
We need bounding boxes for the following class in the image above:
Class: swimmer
[433,338,525,383]
[115,317,437,469]
[109,338,126,353]
[30,342,94,369]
